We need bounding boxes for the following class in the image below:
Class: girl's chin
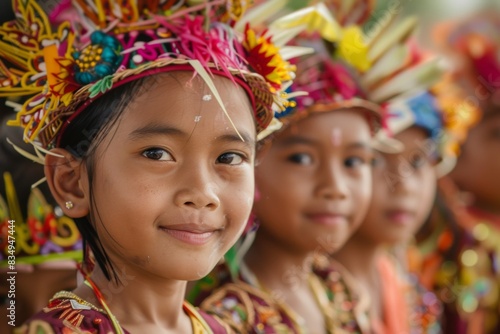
[164,261,220,281]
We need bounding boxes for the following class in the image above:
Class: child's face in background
[78,73,257,281]
[358,127,437,245]
[253,110,373,254]
[450,112,500,213]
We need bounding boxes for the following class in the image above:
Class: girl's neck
[74,264,191,332]
[244,232,313,292]
[244,232,328,334]
[333,234,383,285]
[333,233,386,323]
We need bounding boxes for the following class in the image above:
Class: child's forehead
[279,110,373,140]
[273,129,371,152]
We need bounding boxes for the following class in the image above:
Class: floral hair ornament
[433,13,500,115]
[268,1,444,140]
[372,16,488,176]
[0,0,314,160]
[0,172,82,270]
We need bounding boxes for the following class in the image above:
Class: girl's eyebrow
[277,137,373,151]
[128,124,188,141]
[348,142,373,151]
[216,133,256,151]
[128,124,255,150]
[276,136,317,147]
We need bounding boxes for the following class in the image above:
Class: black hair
[58,77,149,283]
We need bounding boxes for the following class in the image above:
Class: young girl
[416,15,500,334]
[1,0,307,332]
[192,3,443,333]
[332,90,453,333]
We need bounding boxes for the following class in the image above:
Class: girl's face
[450,112,500,212]
[358,127,437,245]
[253,110,373,254]
[80,73,256,280]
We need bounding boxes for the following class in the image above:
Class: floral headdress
[0,0,312,153]
[0,171,82,268]
[434,14,500,115]
[260,0,443,135]
[373,15,490,176]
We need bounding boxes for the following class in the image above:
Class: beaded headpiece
[0,172,82,268]
[0,0,312,152]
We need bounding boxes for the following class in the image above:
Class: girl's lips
[159,227,217,246]
[158,223,221,246]
[307,213,347,226]
[386,210,415,225]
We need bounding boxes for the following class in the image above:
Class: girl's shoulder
[200,282,304,334]
[14,291,119,334]
[184,301,235,334]
[15,293,233,334]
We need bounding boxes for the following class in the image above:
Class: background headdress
[0,0,312,155]
[433,13,500,115]
[373,14,489,176]
[0,104,82,269]
[0,171,82,268]
[261,0,444,137]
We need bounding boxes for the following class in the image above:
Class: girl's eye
[345,156,367,168]
[217,152,244,165]
[371,154,386,168]
[142,148,174,161]
[409,153,428,169]
[288,153,313,165]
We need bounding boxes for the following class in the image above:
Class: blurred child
[417,15,500,334]
[332,90,456,333]
[0,0,306,332]
[192,2,443,332]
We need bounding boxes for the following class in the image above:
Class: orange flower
[242,24,293,90]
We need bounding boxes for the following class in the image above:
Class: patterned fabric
[315,254,442,334]
[192,259,366,334]
[417,177,500,334]
[14,292,233,334]
[194,263,304,334]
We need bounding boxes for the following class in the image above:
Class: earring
[65,201,74,210]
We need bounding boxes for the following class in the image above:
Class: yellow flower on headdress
[432,76,481,156]
[270,2,342,42]
[337,26,371,72]
[243,25,293,90]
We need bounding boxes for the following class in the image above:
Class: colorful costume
[14,291,231,334]
[192,259,362,333]
[315,255,442,334]
[414,15,500,334]
[1,0,309,332]
[192,1,445,333]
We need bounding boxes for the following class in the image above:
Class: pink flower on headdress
[157,15,243,78]
[323,61,362,100]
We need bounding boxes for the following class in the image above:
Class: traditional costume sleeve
[14,297,122,334]
[201,283,304,334]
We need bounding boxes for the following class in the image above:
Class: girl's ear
[45,148,89,218]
